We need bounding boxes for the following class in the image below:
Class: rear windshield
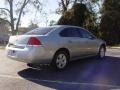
[9,36,29,45]
[15,36,29,45]
[25,27,55,35]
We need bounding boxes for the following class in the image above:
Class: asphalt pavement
[0,49,120,90]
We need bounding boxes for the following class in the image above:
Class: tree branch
[24,0,30,6]
[66,0,70,6]
[36,0,42,5]
[0,8,10,13]
[61,0,67,13]
[15,0,30,32]
[7,0,10,3]
[73,0,77,5]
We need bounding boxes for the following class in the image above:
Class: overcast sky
[0,0,61,27]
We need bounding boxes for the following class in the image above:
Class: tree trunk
[9,0,16,35]
[15,0,29,34]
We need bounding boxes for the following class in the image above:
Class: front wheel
[98,46,106,59]
[51,51,69,70]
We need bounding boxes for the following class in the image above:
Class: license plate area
[8,50,16,56]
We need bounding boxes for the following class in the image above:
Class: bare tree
[56,0,71,14]
[0,0,42,35]
[61,0,70,13]
[57,0,100,14]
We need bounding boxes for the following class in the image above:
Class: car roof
[44,25,86,30]
[34,25,87,33]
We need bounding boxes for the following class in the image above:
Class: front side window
[60,27,82,37]
[80,29,95,39]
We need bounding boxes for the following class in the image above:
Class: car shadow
[18,56,120,90]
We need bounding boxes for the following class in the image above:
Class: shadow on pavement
[18,56,120,90]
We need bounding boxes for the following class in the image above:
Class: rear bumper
[6,45,53,64]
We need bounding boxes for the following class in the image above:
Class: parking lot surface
[0,49,120,90]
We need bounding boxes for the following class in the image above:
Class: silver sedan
[6,25,106,70]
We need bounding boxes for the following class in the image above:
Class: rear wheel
[98,46,106,59]
[51,51,69,70]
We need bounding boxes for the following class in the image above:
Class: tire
[51,51,69,70]
[97,46,106,59]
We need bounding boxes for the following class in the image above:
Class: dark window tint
[25,27,54,35]
[60,27,82,37]
[80,29,95,38]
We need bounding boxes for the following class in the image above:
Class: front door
[79,28,99,56]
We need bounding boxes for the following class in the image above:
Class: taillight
[27,37,41,45]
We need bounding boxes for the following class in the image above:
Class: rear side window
[25,27,55,35]
[60,27,82,37]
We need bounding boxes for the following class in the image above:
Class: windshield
[25,27,55,35]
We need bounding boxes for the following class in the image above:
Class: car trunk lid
[8,35,43,49]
